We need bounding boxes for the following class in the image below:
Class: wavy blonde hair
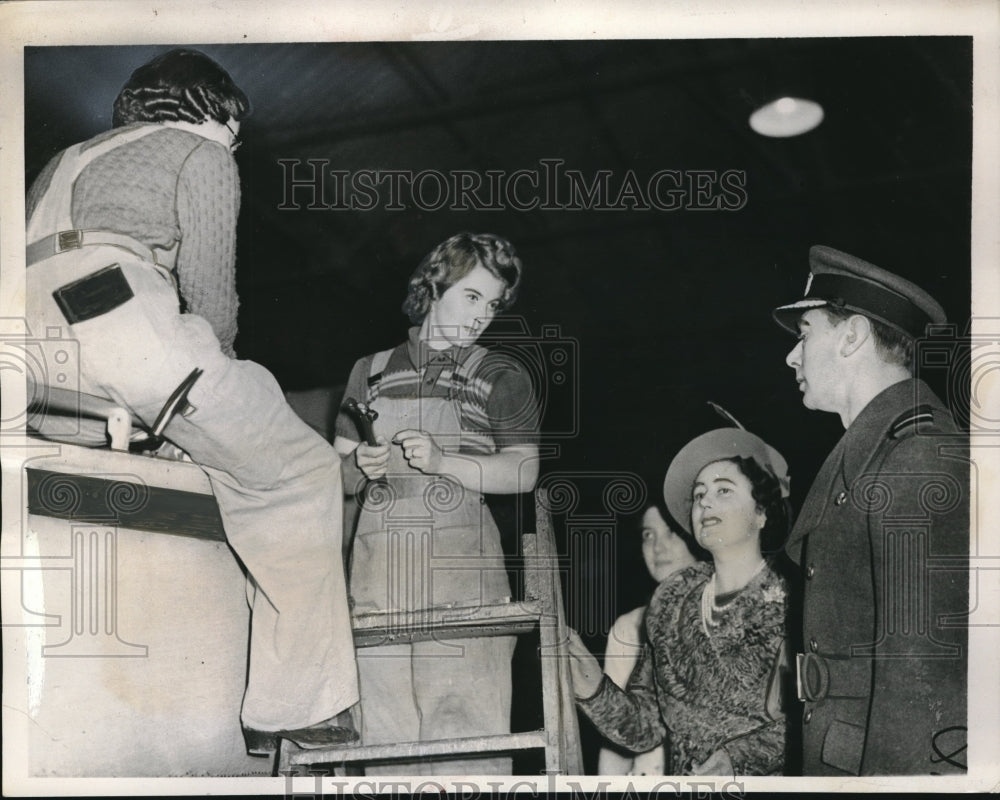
[402,232,523,324]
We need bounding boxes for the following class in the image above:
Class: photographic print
[2,1,997,795]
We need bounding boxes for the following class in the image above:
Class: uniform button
[835,491,847,506]
[479,496,486,505]
[806,564,816,579]
[804,710,813,724]
[809,637,818,652]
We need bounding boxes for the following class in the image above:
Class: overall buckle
[57,229,83,251]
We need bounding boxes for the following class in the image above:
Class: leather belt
[796,652,870,703]
[27,229,165,268]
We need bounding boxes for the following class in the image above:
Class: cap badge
[803,271,814,297]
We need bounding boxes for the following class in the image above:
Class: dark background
[24,38,972,773]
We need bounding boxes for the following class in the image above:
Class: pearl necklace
[700,560,767,637]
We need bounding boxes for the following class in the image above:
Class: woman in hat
[567,428,792,776]
[597,498,701,775]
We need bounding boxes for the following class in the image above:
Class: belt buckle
[796,652,829,703]
[57,230,82,252]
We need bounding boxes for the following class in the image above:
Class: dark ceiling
[24,38,972,536]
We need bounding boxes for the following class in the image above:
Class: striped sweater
[335,327,540,452]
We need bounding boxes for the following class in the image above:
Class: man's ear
[840,314,872,357]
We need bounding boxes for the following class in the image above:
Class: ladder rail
[527,529,564,775]
[278,730,548,770]
[351,599,543,647]
[535,488,584,774]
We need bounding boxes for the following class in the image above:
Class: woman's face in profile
[640,506,696,583]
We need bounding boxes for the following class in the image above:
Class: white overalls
[350,346,516,775]
[23,123,359,733]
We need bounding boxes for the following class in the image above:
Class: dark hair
[638,499,707,559]
[723,455,791,555]
[112,48,250,128]
[402,232,523,324]
[820,305,914,370]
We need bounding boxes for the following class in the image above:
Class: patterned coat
[579,561,789,776]
[788,378,968,775]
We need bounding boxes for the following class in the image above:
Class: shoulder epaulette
[889,404,934,439]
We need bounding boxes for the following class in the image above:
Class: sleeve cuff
[577,673,612,705]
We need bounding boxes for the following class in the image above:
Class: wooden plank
[351,599,544,632]
[353,620,538,648]
[351,600,543,647]
[280,730,547,767]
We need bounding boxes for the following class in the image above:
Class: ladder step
[281,730,548,766]
[351,599,548,647]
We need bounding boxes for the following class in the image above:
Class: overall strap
[366,348,394,403]
[27,125,165,246]
[447,345,489,402]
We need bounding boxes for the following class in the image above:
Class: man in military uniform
[772,246,968,776]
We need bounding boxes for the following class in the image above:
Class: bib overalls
[349,344,517,775]
[23,123,359,734]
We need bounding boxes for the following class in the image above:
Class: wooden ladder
[276,487,583,776]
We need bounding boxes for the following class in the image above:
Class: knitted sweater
[26,123,240,357]
[579,561,789,776]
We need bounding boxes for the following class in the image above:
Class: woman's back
[27,124,240,355]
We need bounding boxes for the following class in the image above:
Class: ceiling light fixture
[749,96,824,138]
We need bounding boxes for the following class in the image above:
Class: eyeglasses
[225,121,242,152]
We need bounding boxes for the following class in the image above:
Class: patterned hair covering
[112,48,250,128]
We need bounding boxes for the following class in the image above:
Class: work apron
[23,125,358,732]
[350,350,515,775]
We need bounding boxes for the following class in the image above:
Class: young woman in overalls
[334,232,540,775]
[23,49,358,754]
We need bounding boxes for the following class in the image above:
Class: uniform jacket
[787,378,968,776]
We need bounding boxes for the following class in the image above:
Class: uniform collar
[786,379,928,556]
[839,378,944,485]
